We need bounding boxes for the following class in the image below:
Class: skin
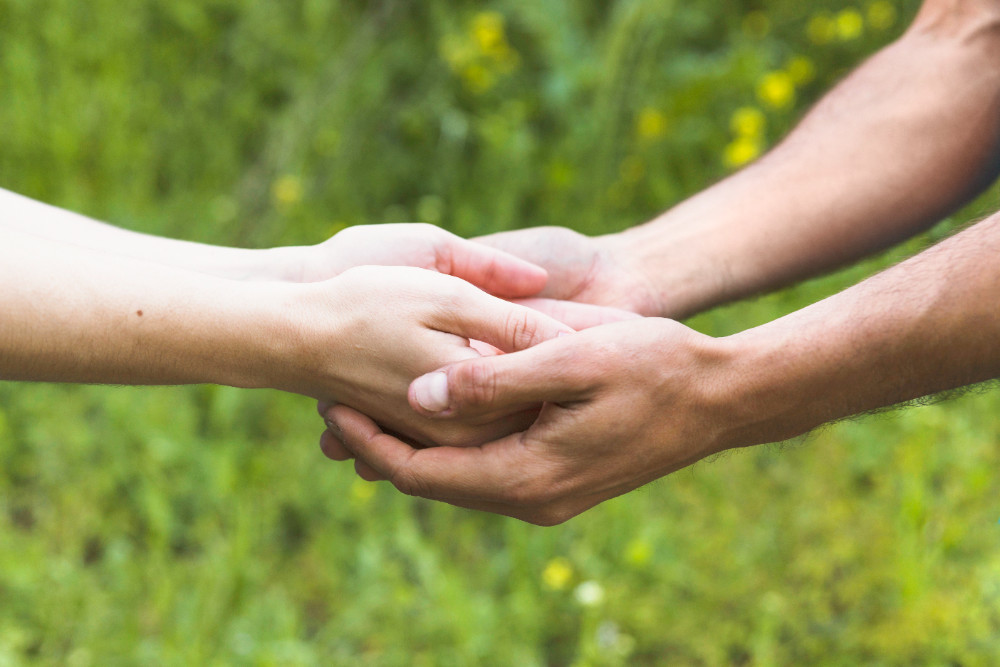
[0,198,584,448]
[0,187,551,291]
[324,0,1000,523]
[475,0,1000,321]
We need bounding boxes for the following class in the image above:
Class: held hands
[294,222,642,328]
[283,222,696,522]
[285,266,573,451]
[322,318,741,525]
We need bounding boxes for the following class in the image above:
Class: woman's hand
[277,265,573,451]
[285,223,550,299]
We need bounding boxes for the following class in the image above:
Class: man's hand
[473,227,664,317]
[321,319,738,525]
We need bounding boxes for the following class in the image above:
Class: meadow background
[2,0,1000,664]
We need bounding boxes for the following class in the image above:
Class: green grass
[3,0,1000,664]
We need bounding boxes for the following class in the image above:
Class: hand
[473,226,663,316]
[285,265,572,453]
[291,223,549,299]
[322,318,739,525]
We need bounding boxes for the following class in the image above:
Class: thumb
[409,334,595,418]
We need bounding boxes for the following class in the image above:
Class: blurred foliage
[3,0,1000,664]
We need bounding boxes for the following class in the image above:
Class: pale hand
[291,223,547,299]
[291,266,573,457]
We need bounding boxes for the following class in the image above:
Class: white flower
[574,580,605,607]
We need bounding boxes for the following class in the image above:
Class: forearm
[0,187,302,280]
[614,1,1000,318]
[718,209,1000,449]
[0,227,301,388]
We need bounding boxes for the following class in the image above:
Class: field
[2,0,1000,664]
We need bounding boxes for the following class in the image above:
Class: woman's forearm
[0,226,296,387]
[614,0,1000,318]
[0,187,301,281]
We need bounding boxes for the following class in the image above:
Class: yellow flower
[636,107,668,141]
[756,71,795,110]
[867,1,897,30]
[723,137,763,169]
[835,8,864,41]
[806,13,835,45]
[786,55,816,86]
[741,11,770,39]
[625,539,652,567]
[729,106,766,138]
[349,479,376,505]
[542,557,574,591]
[272,175,303,206]
[472,11,506,55]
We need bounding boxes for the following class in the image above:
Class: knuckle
[505,309,540,349]
[388,466,429,498]
[450,361,498,410]
[436,274,466,301]
[526,505,574,527]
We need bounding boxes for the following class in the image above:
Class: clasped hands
[306,224,737,525]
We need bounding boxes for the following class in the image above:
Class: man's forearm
[0,187,300,280]
[719,209,1000,449]
[613,0,1000,318]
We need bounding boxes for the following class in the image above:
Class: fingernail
[412,371,450,412]
[324,417,342,439]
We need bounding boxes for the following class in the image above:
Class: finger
[317,399,337,416]
[320,428,353,461]
[435,287,574,355]
[513,298,642,329]
[329,404,535,503]
[354,459,385,481]
[408,335,596,417]
[441,238,548,299]
[467,339,503,357]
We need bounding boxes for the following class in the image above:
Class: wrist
[608,209,739,320]
[712,319,843,451]
[240,277,355,398]
[212,280,332,393]
[255,245,315,282]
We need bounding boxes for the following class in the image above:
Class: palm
[474,227,661,316]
